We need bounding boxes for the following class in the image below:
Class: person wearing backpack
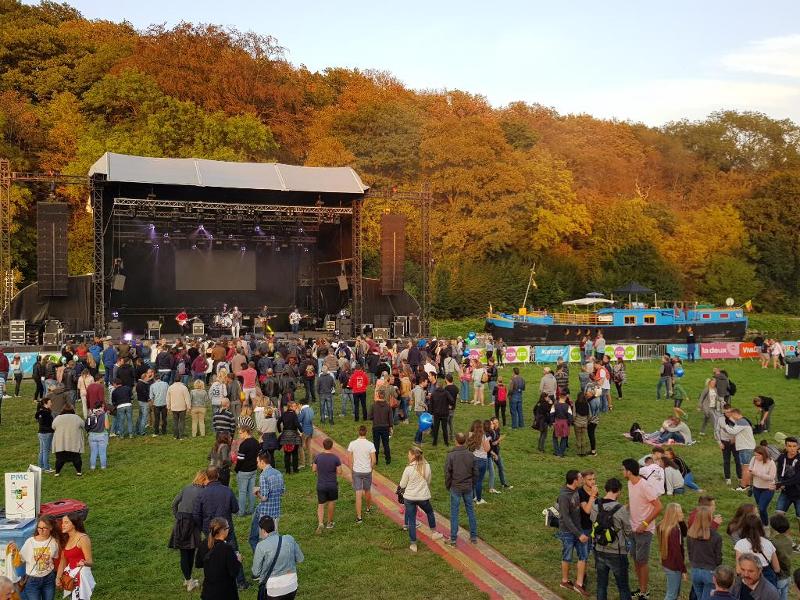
[492,377,509,426]
[86,400,110,470]
[590,477,633,600]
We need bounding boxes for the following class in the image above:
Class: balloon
[417,339,427,348]
[468,331,477,340]
[463,349,470,357]
[418,412,433,432]
[468,338,478,347]
[675,366,685,377]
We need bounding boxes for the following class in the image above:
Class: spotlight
[154,243,159,249]
[163,232,169,238]
[254,226,262,233]
[199,224,205,231]
[299,227,304,233]
[148,223,155,229]
[111,311,120,319]
[240,245,246,252]
[192,244,198,250]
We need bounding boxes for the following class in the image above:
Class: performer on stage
[289,307,301,335]
[231,305,243,338]
[258,305,275,335]
[175,308,189,334]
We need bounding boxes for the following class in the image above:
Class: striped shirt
[212,410,236,436]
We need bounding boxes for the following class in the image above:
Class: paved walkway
[310,430,559,600]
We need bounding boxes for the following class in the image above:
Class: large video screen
[174,249,256,290]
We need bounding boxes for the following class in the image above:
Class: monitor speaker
[10,320,25,345]
[336,318,352,337]
[37,203,69,297]
[392,319,406,338]
[373,327,390,340]
[192,322,205,336]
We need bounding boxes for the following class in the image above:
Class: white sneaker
[725,479,731,485]
[431,531,444,540]
[475,499,487,505]
[409,543,418,553]
[489,488,501,494]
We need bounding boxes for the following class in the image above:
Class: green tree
[700,254,761,306]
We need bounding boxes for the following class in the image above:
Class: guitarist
[258,305,276,335]
[175,309,189,334]
[289,308,302,335]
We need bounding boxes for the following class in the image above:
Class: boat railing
[551,312,601,325]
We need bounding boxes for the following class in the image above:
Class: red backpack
[496,385,508,403]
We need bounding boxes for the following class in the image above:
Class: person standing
[85,400,110,470]
[149,374,168,437]
[722,407,756,492]
[369,388,393,464]
[135,367,153,436]
[428,376,451,447]
[230,306,243,339]
[591,477,633,600]
[623,458,664,600]
[557,470,590,596]
[687,506,723,600]
[731,553,780,600]
[252,516,304,599]
[348,365,369,422]
[467,420,490,504]
[249,451,285,551]
[110,377,134,438]
[533,392,554,453]
[16,516,59,599]
[750,446,777,526]
[687,328,697,362]
[539,367,557,401]
[235,417,260,517]
[167,378,191,440]
[698,379,720,436]
[316,366,335,426]
[768,514,793,600]
[508,367,526,429]
[657,355,674,401]
[444,432,478,547]
[312,438,342,534]
[170,470,207,592]
[774,437,800,538]
[190,379,210,437]
[347,425,376,524]
[657,503,687,600]
[400,446,444,552]
[277,402,302,475]
[35,396,55,473]
[194,518,241,600]
[52,405,85,477]
[444,374,459,436]
[297,402,315,470]
[612,358,626,402]
[289,308,301,335]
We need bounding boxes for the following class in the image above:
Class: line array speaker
[37,203,70,297]
[380,213,406,295]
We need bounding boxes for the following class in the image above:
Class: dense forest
[2,1,800,316]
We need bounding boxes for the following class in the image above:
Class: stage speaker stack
[408,315,421,337]
[392,317,406,338]
[37,203,70,297]
[192,321,205,336]
[336,318,352,338]
[106,320,122,340]
[10,320,25,345]
[43,320,62,346]
[146,320,161,340]
[380,214,406,295]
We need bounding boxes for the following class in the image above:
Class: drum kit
[213,313,233,328]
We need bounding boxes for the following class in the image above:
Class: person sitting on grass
[656,415,693,445]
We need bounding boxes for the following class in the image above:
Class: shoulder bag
[258,535,283,589]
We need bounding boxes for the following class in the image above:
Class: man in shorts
[313,438,342,534]
[557,470,590,596]
[347,425,376,524]
[623,458,663,600]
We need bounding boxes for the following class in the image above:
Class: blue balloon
[417,339,427,348]
[418,412,433,432]
[468,331,477,340]
[463,349,471,357]
[675,366,685,377]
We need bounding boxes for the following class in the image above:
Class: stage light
[111,311,120,319]
[124,332,133,341]
[163,232,169,238]
[148,223,155,229]
[240,245,246,252]
[153,243,159,249]
[192,244,198,250]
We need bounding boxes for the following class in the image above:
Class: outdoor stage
[2,153,432,342]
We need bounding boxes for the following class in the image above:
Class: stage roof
[88,152,369,195]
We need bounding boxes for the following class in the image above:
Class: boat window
[644,315,656,325]
[624,316,636,325]
[702,313,710,319]
[720,313,728,319]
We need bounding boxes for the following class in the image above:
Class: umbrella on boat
[613,281,654,305]
[562,297,616,306]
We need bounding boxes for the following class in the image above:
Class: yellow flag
[744,300,753,312]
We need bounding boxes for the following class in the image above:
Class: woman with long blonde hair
[686,506,722,600]
[399,446,443,552]
[657,503,686,600]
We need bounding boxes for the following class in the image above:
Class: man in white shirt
[347,425,376,524]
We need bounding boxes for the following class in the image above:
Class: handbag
[396,485,405,504]
[60,566,83,592]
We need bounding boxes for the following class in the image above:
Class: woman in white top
[9,354,23,397]
[208,374,228,415]
[748,446,776,527]
[771,340,785,370]
[733,513,781,586]
[399,446,443,552]
[467,420,491,504]
[13,516,59,599]
[471,359,487,406]
[77,368,93,418]
[660,457,685,495]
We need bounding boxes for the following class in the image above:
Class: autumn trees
[1,1,798,313]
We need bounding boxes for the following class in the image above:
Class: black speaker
[336,318,352,338]
[392,319,406,338]
[380,213,406,295]
[106,320,123,340]
[408,315,421,337]
[374,314,390,328]
[37,203,70,297]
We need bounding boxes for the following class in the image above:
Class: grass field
[1,359,798,599]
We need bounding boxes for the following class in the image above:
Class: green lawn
[1,359,798,599]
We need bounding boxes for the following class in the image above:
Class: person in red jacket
[348,366,369,422]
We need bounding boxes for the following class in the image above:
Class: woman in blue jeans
[657,503,687,600]
[686,507,722,600]
[399,446,444,551]
[15,516,59,600]
[35,397,55,472]
[748,446,777,526]
[86,401,110,470]
[467,420,490,504]
[665,448,701,491]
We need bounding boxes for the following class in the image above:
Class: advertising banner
[4,472,36,520]
[699,342,741,360]
[739,342,759,359]
[603,344,637,361]
[13,352,61,377]
[503,346,531,363]
[534,346,570,363]
[667,344,689,360]
[781,341,799,355]
[569,346,582,363]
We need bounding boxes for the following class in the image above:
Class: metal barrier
[636,343,667,360]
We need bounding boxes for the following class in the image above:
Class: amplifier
[10,320,25,345]
[44,320,61,334]
[43,333,59,346]
[192,322,205,336]
[325,320,336,332]
[373,327,390,340]
[407,315,421,337]
[392,319,406,338]
[146,320,161,330]
[336,318,352,337]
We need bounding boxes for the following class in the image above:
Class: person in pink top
[240,361,259,406]
[623,458,664,600]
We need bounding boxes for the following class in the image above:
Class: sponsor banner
[666,344,689,360]
[569,346,582,363]
[699,342,740,360]
[739,342,759,359]
[782,341,798,355]
[10,352,62,377]
[604,345,637,361]
[534,346,570,363]
[467,348,488,364]
[504,346,531,363]
[5,472,36,520]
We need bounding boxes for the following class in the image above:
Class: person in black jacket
[429,377,453,447]
[775,437,800,531]
[32,356,46,401]
[194,517,241,600]
[35,397,55,472]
